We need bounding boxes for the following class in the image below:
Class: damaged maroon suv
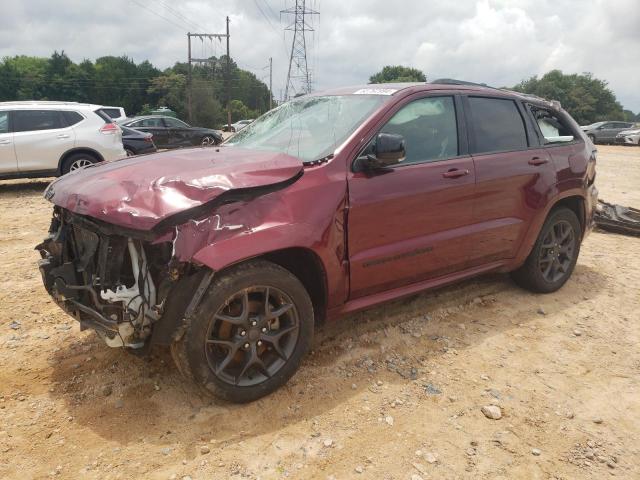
[37,81,598,402]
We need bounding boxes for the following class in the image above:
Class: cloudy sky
[1,0,639,111]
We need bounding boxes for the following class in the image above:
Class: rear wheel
[125,148,135,157]
[511,208,581,293]
[61,152,99,175]
[171,260,314,402]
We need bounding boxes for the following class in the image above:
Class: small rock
[573,329,582,337]
[537,307,546,315]
[424,452,437,464]
[424,383,442,395]
[481,405,502,420]
[411,475,424,480]
[376,380,383,386]
[161,448,172,456]
[593,418,603,424]
[531,448,541,456]
[607,461,616,469]
[385,415,394,426]
[354,465,364,474]
[101,385,113,397]
[154,384,160,391]
[323,439,333,448]
[200,445,210,455]
[9,321,21,330]
[351,383,357,390]
[114,399,124,409]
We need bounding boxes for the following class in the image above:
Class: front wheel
[511,208,581,293]
[171,260,314,402]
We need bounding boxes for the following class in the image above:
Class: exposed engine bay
[36,207,180,349]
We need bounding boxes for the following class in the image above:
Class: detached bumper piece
[36,208,171,348]
[595,200,640,237]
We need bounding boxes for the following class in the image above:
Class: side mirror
[359,133,406,170]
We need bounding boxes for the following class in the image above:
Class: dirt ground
[1,146,639,480]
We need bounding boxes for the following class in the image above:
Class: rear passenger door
[129,118,168,147]
[464,96,556,267]
[0,111,17,174]
[12,110,76,173]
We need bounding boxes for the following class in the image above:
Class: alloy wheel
[201,136,216,146]
[69,158,94,171]
[204,286,300,387]
[538,220,576,283]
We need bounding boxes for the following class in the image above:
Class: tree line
[369,66,639,126]
[0,51,273,128]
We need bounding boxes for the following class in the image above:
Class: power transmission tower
[187,21,229,123]
[281,1,318,100]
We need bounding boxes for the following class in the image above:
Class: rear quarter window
[101,108,122,119]
[62,111,84,126]
[468,97,528,154]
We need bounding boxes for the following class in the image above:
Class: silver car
[581,121,635,144]
[615,127,640,146]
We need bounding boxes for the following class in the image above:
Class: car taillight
[144,136,153,143]
[100,123,119,135]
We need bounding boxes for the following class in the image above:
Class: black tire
[201,135,217,146]
[511,207,581,293]
[61,152,99,175]
[125,148,135,157]
[171,260,314,403]
[587,134,596,144]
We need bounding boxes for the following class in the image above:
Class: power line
[130,0,190,31]
[155,0,207,32]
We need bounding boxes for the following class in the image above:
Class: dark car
[121,126,157,156]
[37,81,597,403]
[581,121,635,144]
[120,115,222,148]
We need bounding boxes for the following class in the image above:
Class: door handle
[442,168,470,179]
[0,139,10,145]
[528,156,548,166]
[56,134,70,139]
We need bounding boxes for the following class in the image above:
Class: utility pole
[186,25,229,124]
[187,32,192,122]
[269,57,273,110]
[281,1,319,101]
[226,16,231,129]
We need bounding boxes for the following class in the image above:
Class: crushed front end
[36,207,178,349]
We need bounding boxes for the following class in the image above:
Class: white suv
[0,101,126,179]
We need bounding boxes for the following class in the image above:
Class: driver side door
[347,95,477,299]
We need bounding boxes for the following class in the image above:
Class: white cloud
[0,0,638,111]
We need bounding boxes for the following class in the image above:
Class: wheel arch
[58,147,104,174]
[512,191,587,270]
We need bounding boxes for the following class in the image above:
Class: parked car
[223,119,254,132]
[0,101,125,179]
[615,127,640,146]
[36,81,598,402]
[121,126,157,156]
[581,121,635,144]
[120,116,222,148]
[98,106,127,122]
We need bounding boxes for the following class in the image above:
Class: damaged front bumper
[36,207,191,349]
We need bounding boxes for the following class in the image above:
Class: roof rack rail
[430,78,493,88]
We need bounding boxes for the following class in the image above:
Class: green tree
[369,65,426,84]
[512,70,624,125]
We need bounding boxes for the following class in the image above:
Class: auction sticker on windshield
[353,88,398,95]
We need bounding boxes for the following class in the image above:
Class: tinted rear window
[101,108,122,119]
[62,111,84,126]
[468,97,528,154]
[0,111,8,133]
[12,110,65,133]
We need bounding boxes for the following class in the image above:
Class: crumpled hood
[45,147,303,231]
